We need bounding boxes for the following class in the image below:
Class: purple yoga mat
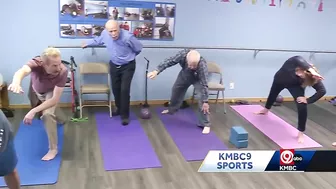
[231,105,322,149]
[156,107,228,161]
[95,112,162,171]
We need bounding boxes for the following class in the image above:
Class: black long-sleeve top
[275,56,326,104]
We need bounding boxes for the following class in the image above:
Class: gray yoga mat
[282,102,336,134]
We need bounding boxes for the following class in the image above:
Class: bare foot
[297,132,304,144]
[202,127,210,134]
[161,110,169,114]
[254,108,269,115]
[42,149,58,161]
[332,142,336,147]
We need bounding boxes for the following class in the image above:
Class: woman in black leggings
[256,56,326,143]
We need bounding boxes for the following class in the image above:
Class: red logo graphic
[280,149,295,165]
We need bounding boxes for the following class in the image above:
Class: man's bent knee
[42,106,56,115]
[41,112,56,123]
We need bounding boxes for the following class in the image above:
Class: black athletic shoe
[112,111,120,116]
[197,125,204,129]
[122,118,129,126]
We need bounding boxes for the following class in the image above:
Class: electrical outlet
[229,82,234,89]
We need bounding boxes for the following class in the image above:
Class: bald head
[186,50,201,70]
[105,20,120,40]
[105,20,118,28]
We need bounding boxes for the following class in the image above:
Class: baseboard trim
[5,96,334,109]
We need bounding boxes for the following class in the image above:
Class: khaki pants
[28,80,66,150]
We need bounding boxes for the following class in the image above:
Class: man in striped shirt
[147,49,211,134]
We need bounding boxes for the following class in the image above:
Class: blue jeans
[0,139,18,176]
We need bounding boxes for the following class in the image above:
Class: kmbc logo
[279,149,303,171]
[280,149,295,165]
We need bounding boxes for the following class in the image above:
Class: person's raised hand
[8,83,24,94]
[309,68,324,80]
[296,96,307,104]
[147,70,158,79]
[81,41,88,49]
[23,109,36,125]
[202,103,210,114]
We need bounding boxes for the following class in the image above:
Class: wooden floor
[3,101,336,189]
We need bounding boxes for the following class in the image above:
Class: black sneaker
[112,111,120,116]
[197,125,204,129]
[122,118,129,126]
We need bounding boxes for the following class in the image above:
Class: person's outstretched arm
[12,64,32,86]
[83,30,107,47]
[156,49,189,74]
[307,81,326,104]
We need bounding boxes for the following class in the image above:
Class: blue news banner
[198,150,336,172]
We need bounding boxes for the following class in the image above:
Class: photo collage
[59,0,176,40]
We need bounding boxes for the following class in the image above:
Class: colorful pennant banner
[208,0,324,12]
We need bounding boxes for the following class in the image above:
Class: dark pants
[265,79,307,132]
[110,60,136,119]
[169,70,210,127]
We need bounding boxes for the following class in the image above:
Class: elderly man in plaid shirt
[147,49,211,134]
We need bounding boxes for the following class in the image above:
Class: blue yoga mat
[0,119,63,187]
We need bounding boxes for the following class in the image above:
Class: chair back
[207,62,222,75]
[79,63,109,74]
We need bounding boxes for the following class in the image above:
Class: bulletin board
[59,0,176,41]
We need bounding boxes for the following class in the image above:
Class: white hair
[41,47,61,63]
[186,50,201,65]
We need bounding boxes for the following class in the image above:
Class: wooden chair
[191,62,226,114]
